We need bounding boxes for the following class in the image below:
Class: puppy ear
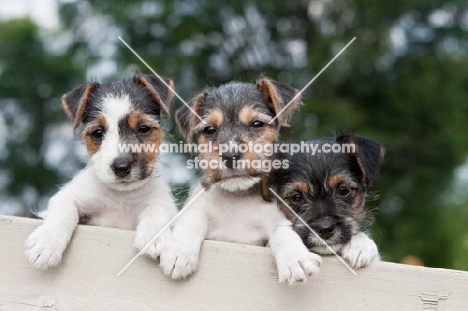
[134,74,174,115]
[61,83,98,129]
[175,92,205,143]
[260,177,273,202]
[337,133,385,187]
[257,77,301,127]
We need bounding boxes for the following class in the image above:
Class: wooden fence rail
[1,215,467,310]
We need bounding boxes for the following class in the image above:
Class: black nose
[112,158,133,178]
[221,152,241,169]
[316,223,336,240]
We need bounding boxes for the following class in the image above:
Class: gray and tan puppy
[160,78,322,284]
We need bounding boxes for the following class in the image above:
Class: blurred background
[1,0,468,270]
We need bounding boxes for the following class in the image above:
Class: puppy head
[273,134,385,253]
[62,74,174,191]
[176,77,301,192]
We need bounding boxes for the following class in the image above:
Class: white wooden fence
[1,215,467,310]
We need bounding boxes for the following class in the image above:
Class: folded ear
[61,83,98,129]
[336,133,385,187]
[257,77,301,127]
[260,177,273,202]
[134,74,174,115]
[175,92,205,143]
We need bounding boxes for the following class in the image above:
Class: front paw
[134,223,170,260]
[25,226,70,270]
[275,248,322,284]
[340,233,380,268]
[159,239,201,280]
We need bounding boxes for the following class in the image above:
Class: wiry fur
[160,77,322,284]
[175,79,300,194]
[271,133,385,268]
[25,74,178,269]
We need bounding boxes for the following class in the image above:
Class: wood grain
[1,215,467,311]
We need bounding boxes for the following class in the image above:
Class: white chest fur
[161,183,322,283]
[42,167,168,230]
[192,184,290,245]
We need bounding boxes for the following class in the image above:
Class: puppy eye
[251,120,264,128]
[138,125,152,134]
[290,193,303,203]
[337,186,350,196]
[91,129,104,140]
[203,126,217,135]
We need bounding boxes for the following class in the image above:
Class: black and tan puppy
[272,133,385,268]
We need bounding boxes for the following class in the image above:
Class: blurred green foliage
[0,18,86,216]
[1,0,468,270]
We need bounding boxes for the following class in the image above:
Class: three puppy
[26,74,383,282]
[26,74,177,269]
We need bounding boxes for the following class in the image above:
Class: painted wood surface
[1,215,467,310]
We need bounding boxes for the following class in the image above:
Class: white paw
[159,238,201,280]
[276,248,322,284]
[25,226,70,270]
[134,223,170,260]
[340,233,380,268]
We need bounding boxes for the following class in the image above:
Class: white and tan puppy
[160,78,322,284]
[25,74,177,269]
